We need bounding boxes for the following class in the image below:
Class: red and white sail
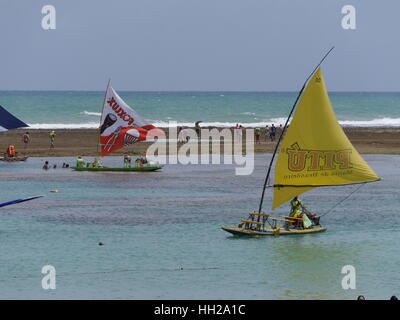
[99,82,164,156]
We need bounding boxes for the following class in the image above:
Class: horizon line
[1,90,400,94]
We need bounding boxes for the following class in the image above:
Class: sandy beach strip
[0,127,399,157]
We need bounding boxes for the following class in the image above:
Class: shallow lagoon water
[0,154,399,299]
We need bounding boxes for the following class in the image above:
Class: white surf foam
[28,122,100,129]
[338,117,400,127]
[26,117,400,129]
[81,111,102,116]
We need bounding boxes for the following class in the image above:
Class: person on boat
[124,155,131,168]
[93,157,102,168]
[292,203,312,229]
[6,145,16,158]
[290,197,304,216]
[135,158,143,167]
[290,196,318,224]
[76,156,85,168]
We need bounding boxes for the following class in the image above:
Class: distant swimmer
[43,161,49,170]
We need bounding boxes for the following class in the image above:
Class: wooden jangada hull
[72,165,162,172]
[221,212,326,236]
[221,226,327,236]
[0,156,29,162]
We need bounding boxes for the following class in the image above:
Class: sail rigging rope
[319,183,366,217]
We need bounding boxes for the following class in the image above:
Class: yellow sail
[272,68,380,209]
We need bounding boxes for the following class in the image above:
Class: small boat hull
[72,165,163,172]
[0,156,28,162]
[221,226,327,236]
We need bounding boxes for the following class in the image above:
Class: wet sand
[0,127,399,157]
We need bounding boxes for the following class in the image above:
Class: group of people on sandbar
[254,124,283,144]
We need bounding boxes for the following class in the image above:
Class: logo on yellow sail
[286,143,352,172]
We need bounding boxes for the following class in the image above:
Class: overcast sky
[0,0,398,91]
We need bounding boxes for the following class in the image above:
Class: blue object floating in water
[0,195,44,208]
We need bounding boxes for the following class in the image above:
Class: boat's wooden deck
[222,226,327,236]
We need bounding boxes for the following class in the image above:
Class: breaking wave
[26,117,400,129]
[81,111,102,116]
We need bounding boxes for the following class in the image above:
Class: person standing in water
[43,161,49,170]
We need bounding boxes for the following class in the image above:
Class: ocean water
[0,154,398,299]
[1,91,400,128]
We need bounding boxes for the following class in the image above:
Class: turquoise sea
[0,154,398,299]
[1,91,400,128]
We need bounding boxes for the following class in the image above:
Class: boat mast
[257,47,335,215]
[97,79,111,156]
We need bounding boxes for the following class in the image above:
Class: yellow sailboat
[222,49,381,236]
